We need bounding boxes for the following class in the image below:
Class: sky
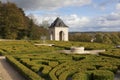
[1,0,120,32]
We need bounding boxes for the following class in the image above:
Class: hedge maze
[0,41,120,80]
[6,53,120,80]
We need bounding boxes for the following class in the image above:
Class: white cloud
[27,12,120,31]
[82,12,120,31]
[28,14,58,25]
[96,12,120,27]
[92,0,119,11]
[1,0,91,10]
[28,14,90,28]
[63,14,90,27]
[116,3,120,10]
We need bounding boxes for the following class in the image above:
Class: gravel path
[115,70,120,80]
[0,56,26,80]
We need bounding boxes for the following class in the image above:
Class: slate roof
[50,17,68,28]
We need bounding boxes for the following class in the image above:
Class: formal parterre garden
[0,40,120,80]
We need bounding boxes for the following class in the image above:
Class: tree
[94,33,104,43]
[110,32,120,44]
[69,33,91,42]
[27,19,48,40]
[0,2,28,39]
[102,34,112,44]
[41,20,50,29]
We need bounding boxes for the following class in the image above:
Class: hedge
[42,65,52,74]
[72,72,89,80]
[48,61,59,67]
[49,62,68,80]
[99,65,118,73]
[72,70,114,80]
[92,70,114,80]
[6,56,44,80]
[58,70,71,80]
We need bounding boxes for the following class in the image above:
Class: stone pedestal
[71,47,87,54]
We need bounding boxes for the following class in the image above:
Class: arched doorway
[50,32,53,40]
[59,31,64,41]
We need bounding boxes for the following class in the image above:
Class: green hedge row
[17,54,119,80]
[58,70,71,80]
[50,41,113,50]
[6,56,44,80]
[72,72,89,80]
[49,62,68,80]
[56,66,69,77]
[49,61,59,67]
[92,70,114,80]
[72,70,114,80]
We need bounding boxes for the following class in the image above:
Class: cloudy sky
[1,0,120,32]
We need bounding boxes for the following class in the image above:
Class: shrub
[31,66,40,72]
[72,72,89,80]
[59,70,71,80]
[6,56,44,80]
[49,61,59,67]
[72,55,85,61]
[92,70,114,80]
[99,66,118,73]
[49,62,68,80]
[42,65,52,74]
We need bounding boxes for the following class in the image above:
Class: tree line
[69,32,120,44]
[0,2,49,40]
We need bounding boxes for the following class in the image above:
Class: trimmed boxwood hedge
[92,70,114,80]
[72,72,89,80]
[6,56,44,80]
[72,70,114,80]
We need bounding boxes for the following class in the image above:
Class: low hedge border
[6,56,44,80]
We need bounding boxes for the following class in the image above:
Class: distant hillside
[69,32,120,44]
[0,2,48,40]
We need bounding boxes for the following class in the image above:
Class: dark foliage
[0,2,48,40]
